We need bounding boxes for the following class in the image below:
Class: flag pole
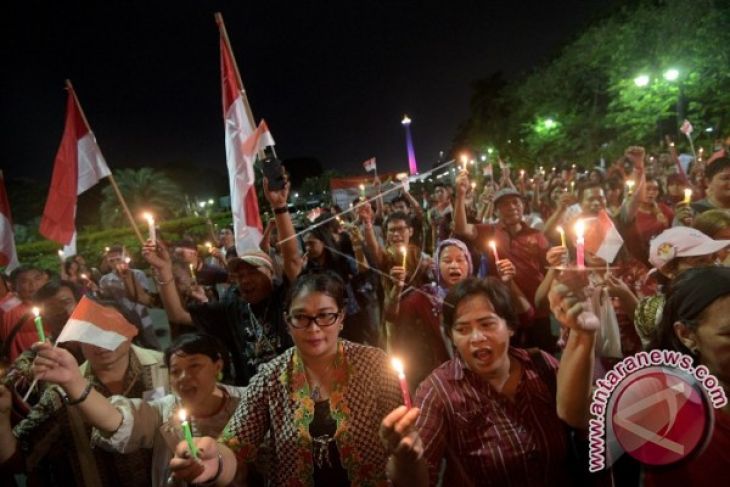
[65,80,145,245]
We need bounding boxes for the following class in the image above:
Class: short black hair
[705,157,730,181]
[9,265,44,286]
[164,333,228,373]
[107,245,125,255]
[442,277,518,334]
[384,211,412,230]
[33,280,83,303]
[433,181,450,191]
[390,195,411,207]
[577,181,604,202]
[286,271,345,312]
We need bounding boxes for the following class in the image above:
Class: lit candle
[104,246,110,253]
[189,263,197,283]
[575,220,585,269]
[204,241,213,253]
[626,180,635,196]
[556,226,567,248]
[489,240,500,262]
[683,188,692,205]
[470,181,477,190]
[124,256,131,265]
[143,212,156,245]
[570,181,575,193]
[460,154,469,171]
[80,273,88,281]
[400,245,407,270]
[57,249,65,261]
[178,409,199,459]
[32,307,46,342]
[391,358,412,409]
[520,169,525,179]
[359,184,365,197]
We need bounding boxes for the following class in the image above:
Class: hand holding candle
[683,188,692,205]
[574,219,585,269]
[626,180,635,196]
[556,226,567,248]
[489,240,500,262]
[143,212,156,246]
[391,358,412,409]
[32,307,46,342]
[178,409,199,459]
[400,245,407,270]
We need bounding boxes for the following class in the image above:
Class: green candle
[32,307,46,342]
[178,409,199,459]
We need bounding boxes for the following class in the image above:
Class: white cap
[649,227,730,269]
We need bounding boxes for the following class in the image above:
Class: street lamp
[544,118,556,129]
[663,68,679,81]
[634,74,650,87]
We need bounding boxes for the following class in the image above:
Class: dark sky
[2,0,612,183]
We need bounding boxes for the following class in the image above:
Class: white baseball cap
[649,227,730,269]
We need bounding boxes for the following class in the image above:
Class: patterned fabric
[220,340,402,486]
[415,348,570,487]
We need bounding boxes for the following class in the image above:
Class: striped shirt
[414,347,571,486]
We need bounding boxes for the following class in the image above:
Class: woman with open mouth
[414,276,597,486]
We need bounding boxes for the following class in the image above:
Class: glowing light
[391,357,405,378]
[663,68,679,81]
[32,307,40,317]
[544,118,556,129]
[401,114,411,125]
[634,74,650,87]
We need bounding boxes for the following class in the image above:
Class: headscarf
[424,238,474,316]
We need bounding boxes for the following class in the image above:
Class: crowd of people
[1,139,729,486]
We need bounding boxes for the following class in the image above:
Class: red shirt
[624,203,674,264]
[474,223,551,317]
[415,348,571,486]
[0,300,48,361]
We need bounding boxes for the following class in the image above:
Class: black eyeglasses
[286,312,341,329]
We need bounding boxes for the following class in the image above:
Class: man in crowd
[171,239,228,287]
[0,266,49,362]
[142,173,302,386]
[691,157,730,213]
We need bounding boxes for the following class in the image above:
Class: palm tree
[100,168,185,228]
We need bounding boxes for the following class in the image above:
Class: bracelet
[193,452,223,486]
[155,276,174,286]
[63,380,93,406]
[273,206,289,215]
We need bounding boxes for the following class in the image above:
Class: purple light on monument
[401,114,418,175]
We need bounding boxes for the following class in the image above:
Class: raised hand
[31,342,83,389]
[263,176,290,209]
[495,258,516,283]
[379,406,423,464]
[356,200,374,225]
[455,171,470,198]
[169,436,221,484]
[142,239,172,272]
[546,246,568,267]
[548,280,599,332]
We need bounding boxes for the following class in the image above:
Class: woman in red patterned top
[414,276,597,486]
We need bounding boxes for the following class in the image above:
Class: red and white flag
[56,296,138,351]
[363,157,377,173]
[0,171,19,273]
[583,210,624,263]
[218,17,267,254]
[39,83,110,255]
[679,119,693,136]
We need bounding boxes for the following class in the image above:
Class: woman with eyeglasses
[168,271,427,487]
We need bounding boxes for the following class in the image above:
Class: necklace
[304,358,337,401]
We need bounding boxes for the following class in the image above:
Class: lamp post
[633,68,685,130]
[401,115,419,176]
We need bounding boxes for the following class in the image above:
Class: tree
[99,168,185,228]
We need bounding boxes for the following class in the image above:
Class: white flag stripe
[0,213,19,272]
[76,133,110,194]
[225,96,262,253]
[595,225,624,264]
[56,318,129,351]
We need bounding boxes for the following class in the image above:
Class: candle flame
[57,250,64,257]
[359,184,365,190]
[142,212,154,224]
[684,188,692,200]
[178,408,187,422]
[556,225,565,236]
[104,246,110,252]
[400,245,407,256]
[460,154,468,165]
[488,240,497,251]
[124,257,131,264]
[32,307,40,317]
[626,180,635,188]
[471,181,477,189]
[205,242,212,249]
[391,357,405,377]
[574,220,585,239]
[80,273,88,280]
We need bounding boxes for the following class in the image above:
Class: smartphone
[262,155,286,191]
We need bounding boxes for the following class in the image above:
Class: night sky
[2,0,613,184]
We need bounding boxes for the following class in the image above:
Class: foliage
[99,168,185,228]
[14,212,233,271]
[457,0,730,166]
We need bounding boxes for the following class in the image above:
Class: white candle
[143,212,156,245]
[489,240,500,261]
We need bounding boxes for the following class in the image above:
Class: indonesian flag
[0,171,19,272]
[679,119,693,136]
[219,20,268,254]
[363,157,377,172]
[583,210,624,264]
[56,296,138,351]
[39,84,110,255]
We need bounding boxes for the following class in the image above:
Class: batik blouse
[220,340,402,487]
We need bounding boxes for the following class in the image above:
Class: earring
[216,371,223,381]
[691,347,699,355]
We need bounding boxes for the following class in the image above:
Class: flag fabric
[56,296,138,351]
[219,25,265,254]
[363,157,377,172]
[679,119,693,136]
[39,86,110,252]
[583,210,624,264]
[0,171,19,272]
